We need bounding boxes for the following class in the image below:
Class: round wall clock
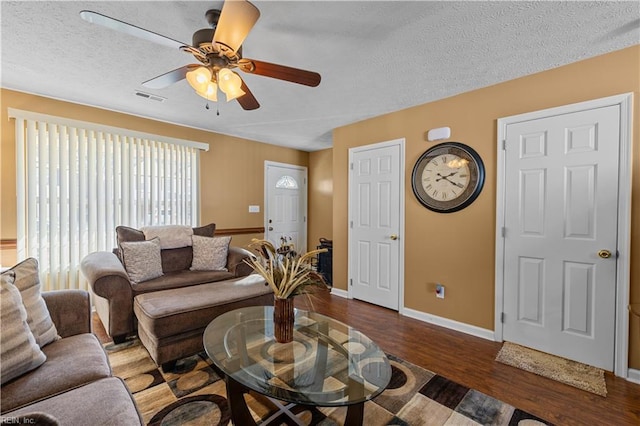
[411,142,485,213]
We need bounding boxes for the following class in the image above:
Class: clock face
[412,142,485,213]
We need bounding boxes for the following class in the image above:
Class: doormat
[495,342,607,397]
[107,340,553,425]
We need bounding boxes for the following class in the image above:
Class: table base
[225,375,365,426]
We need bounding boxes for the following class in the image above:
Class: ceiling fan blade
[239,59,321,87]
[80,10,189,50]
[236,79,260,110]
[142,65,199,89]
[213,0,260,54]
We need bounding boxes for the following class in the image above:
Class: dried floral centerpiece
[245,238,328,343]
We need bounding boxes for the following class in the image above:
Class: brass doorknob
[390,234,398,240]
[598,249,612,259]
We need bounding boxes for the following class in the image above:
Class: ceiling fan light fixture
[81,1,319,112]
[218,68,245,101]
[186,66,213,92]
[195,81,218,102]
[224,86,246,102]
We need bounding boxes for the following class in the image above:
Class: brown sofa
[1,289,142,425]
[80,223,256,343]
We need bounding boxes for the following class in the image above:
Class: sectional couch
[1,259,141,425]
[80,223,257,343]
[81,224,274,371]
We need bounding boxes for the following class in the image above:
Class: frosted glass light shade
[195,81,218,101]
[186,67,213,92]
[223,85,245,102]
[218,69,245,101]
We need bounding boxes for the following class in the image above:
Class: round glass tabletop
[203,306,391,407]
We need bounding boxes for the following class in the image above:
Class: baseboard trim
[330,287,349,298]
[627,368,640,384]
[402,307,495,341]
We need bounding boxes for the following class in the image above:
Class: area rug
[107,340,553,425]
[495,342,607,397]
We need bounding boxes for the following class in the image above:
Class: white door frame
[348,138,405,312]
[495,93,634,378]
[264,161,308,251]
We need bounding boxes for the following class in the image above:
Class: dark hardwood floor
[93,289,640,425]
[296,290,640,426]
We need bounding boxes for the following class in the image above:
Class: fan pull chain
[203,101,220,116]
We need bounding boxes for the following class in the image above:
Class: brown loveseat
[1,261,141,424]
[80,223,256,344]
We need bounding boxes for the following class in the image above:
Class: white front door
[265,162,307,254]
[349,139,404,310]
[501,105,621,370]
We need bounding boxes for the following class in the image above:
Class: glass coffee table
[203,306,391,426]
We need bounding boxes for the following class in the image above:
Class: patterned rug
[107,340,553,425]
[495,342,607,397]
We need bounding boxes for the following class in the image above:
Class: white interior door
[501,105,621,370]
[349,140,404,310]
[265,162,307,254]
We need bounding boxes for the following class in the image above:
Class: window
[10,109,209,291]
[275,175,299,189]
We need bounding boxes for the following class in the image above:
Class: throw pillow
[193,223,216,237]
[115,225,146,244]
[141,225,194,249]
[120,237,164,283]
[116,223,215,244]
[1,272,47,385]
[190,235,231,271]
[115,225,146,264]
[5,258,59,348]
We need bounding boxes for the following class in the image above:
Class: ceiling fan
[80,0,321,111]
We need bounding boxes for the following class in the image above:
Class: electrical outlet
[248,205,260,213]
[435,283,445,299]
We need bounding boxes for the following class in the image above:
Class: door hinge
[350,162,354,170]
[502,139,507,150]
[350,221,353,228]
[501,227,506,238]
[501,312,505,323]
[350,279,353,287]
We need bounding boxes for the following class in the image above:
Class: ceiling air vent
[134,91,166,103]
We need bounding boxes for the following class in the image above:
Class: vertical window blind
[9,109,209,291]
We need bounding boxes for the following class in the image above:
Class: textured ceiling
[2,1,639,151]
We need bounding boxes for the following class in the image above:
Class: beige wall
[332,45,640,368]
[308,148,333,251]
[0,89,308,262]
